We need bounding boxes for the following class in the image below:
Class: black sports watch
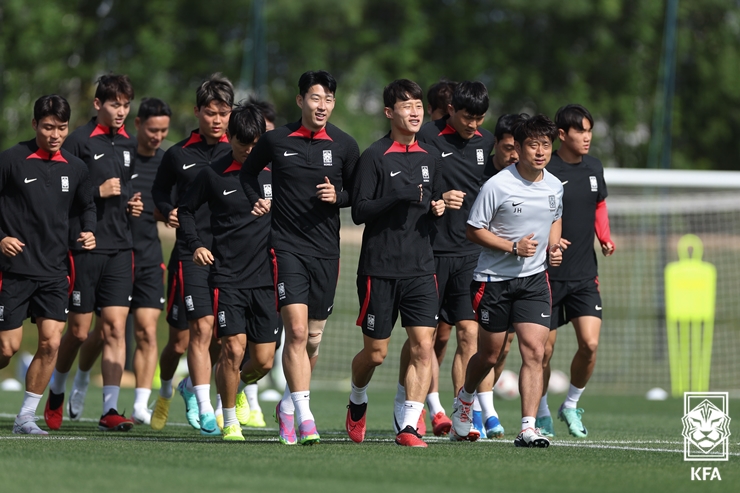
[512,242,518,256]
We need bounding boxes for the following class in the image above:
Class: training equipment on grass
[664,234,716,396]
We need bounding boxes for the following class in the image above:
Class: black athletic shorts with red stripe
[212,285,280,343]
[549,277,602,330]
[471,271,552,333]
[68,250,133,313]
[131,262,166,310]
[0,272,69,330]
[271,249,338,321]
[356,274,438,340]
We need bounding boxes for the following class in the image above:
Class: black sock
[349,401,367,421]
[48,390,64,410]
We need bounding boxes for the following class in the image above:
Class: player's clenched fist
[442,189,466,210]
[0,236,25,257]
[99,177,121,198]
[431,199,445,216]
[127,192,143,217]
[515,233,538,257]
[77,231,96,250]
[193,247,214,266]
[251,198,271,216]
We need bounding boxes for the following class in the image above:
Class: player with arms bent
[451,114,563,448]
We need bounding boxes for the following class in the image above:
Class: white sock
[291,391,314,424]
[458,388,475,404]
[394,383,406,430]
[102,385,120,414]
[401,400,424,430]
[537,394,551,418]
[50,370,68,395]
[159,379,173,399]
[522,416,536,431]
[564,384,584,409]
[73,369,90,390]
[349,381,369,405]
[472,394,482,412]
[245,384,260,412]
[279,385,294,414]
[223,407,238,428]
[215,394,223,415]
[193,384,214,415]
[19,391,42,417]
[185,376,194,393]
[134,388,151,411]
[426,392,444,416]
[477,391,496,420]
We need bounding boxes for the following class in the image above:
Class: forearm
[177,207,204,252]
[352,195,402,225]
[466,225,515,253]
[594,200,612,244]
[549,219,562,248]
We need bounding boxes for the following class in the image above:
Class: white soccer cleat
[450,392,477,441]
[13,415,49,435]
[132,406,152,425]
[67,384,87,421]
[514,427,551,448]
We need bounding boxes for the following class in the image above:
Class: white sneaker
[13,415,49,435]
[132,406,152,425]
[514,427,550,448]
[450,391,479,441]
[68,383,87,421]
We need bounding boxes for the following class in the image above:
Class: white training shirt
[467,164,563,281]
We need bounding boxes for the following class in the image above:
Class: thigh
[165,259,188,330]
[440,255,477,325]
[131,263,165,310]
[273,250,310,311]
[69,251,106,313]
[97,250,133,309]
[29,277,69,323]
[180,257,212,320]
[511,272,552,328]
[244,286,280,344]
[307,256,339,321]
[0,273,34,330]
[471,280,514,333]
[398,275,438,329]
[356,276,398,340]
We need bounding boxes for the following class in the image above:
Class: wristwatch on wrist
[512,242,518,256]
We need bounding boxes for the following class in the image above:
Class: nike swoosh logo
[541,313,550,317]
[131,174,139,179]
[94,154,104,160]
[512,201,523,207]
[274,327,279,334]
[561,181,568,185]
[595,305,602,310]
[223,190,237,195]
[442,152,453,157]
[65,309,69,314]
[183,163,197,169]
[284,151,298,157]
[390,171,401,177]
[24,178,37,183]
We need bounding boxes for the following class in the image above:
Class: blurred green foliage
[1,0,739,168]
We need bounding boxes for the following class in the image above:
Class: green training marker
[664,234,716,397]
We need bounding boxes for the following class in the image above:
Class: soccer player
[45,75,142,432]
[240,70,359,445]
[179,102,277,441]
[150,74,233,435]
[0,95,96,434]
[537,104,615,438]
[450,114,563,448]
[426,79,457,121]
[395,81,495,438]
[345,79,445,448]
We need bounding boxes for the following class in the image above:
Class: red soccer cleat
[44,392,64,431]
[98,409,134,431]
[395,425,428,448]
[431,411,452,436]
[416,409,427,436]
[345,401,367,443]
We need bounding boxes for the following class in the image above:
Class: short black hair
[137,97,172,121]
[94,74,134,104]
[196,73,234,109]
[427,79,457,113]
[298,70,337,97]
[246,96,277,124]
[33,94,71,123]
[383,79,423,109]
[512,114,559,145]
[228,101,266,144]
[494,113,529,142]
[451,81,489,116]
[554,104,594,133]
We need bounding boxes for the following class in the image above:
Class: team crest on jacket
[323,150,333,166]
[421,166,429,182]
[590,176,598,192]
[476,149,485,165]
[263,184,273,199]
[549,195,556,210]
[123,151,131,167]
[61,176,69,192]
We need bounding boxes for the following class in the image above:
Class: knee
[306,329,323,359]
[254,351,274,372]
[222,340,245,363]
[171,336,188,355]
[0,343,18,361]
[411,337,435,364]
[579,339,599,357]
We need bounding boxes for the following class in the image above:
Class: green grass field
[1,388,738,493]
